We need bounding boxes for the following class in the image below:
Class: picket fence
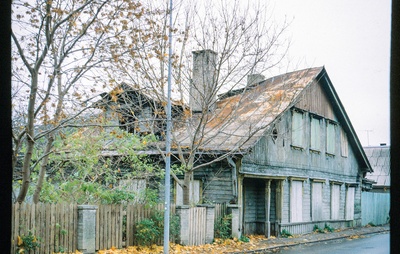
[12,202,227,253]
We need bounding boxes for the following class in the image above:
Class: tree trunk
[33,135,54,203]
[16,73,38,204]
[182,170,193,205]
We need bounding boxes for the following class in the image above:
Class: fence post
[175,205,190,245]
[77,205,98,254]
[227,205,241,239]
[197,204,215,243]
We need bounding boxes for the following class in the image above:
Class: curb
[225,227,390,254]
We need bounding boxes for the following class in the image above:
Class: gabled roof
[174,66,372,172]
[364,146,391,186]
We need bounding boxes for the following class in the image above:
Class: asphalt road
[271,232,390,254]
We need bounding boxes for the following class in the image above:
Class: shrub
[17,231,41,253]
[280,229,292,238]
[135,219,160,246]
[313,225,325,233]
[239,235,250,242]
[324,223,335,232]
[214,214,232,239]
[134,210,180,246]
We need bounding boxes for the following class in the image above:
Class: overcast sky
[269,0,391,147]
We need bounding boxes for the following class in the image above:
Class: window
[290,180,303,222]
[326,121,336,154]
[119,179,147,203]
[291,110,304,148]
[310,116,321,151]
[175,180,201,205]
[341,129,348,157]
[345,186,355,220]
[331,184,341,220]
[311,181,323,221]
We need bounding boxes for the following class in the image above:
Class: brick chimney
[190,49,217,113]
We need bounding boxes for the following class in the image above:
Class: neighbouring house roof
[364,145,391,187]
[173,66,372,172]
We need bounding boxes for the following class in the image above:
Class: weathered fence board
[12,202,212,253]
[188,207,206,245]
[361,192,390,226]
[11,203,78,254]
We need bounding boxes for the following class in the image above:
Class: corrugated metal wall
[361,192,390,225]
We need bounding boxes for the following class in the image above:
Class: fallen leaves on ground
[97,236,283,254]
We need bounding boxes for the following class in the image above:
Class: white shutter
[292,111,304,147]
[290,180,303,222]
[312,182,323,221]
[345,187,355,220]
[310,117,321,150]
[326,122,336,154]
[331,184,340,219]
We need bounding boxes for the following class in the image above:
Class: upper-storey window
[291,110,304,148]
[326,121,336,155]
[341,129,348,157]
[310,116,321,151]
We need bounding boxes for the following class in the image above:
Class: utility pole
[163,0,173,252]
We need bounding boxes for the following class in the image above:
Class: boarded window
[118,179,147,203]
[290,180,303,222]
[310,117,321,151]
[326,122,336,154]
[341,129,349,157]
[331,184,340,220]
[175,180,201,205]
[345,187,355,220]
[119,179,146,192]
[312,182,323,221]
[291,111,304,148]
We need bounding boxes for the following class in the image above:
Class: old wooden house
[101,50,372,237]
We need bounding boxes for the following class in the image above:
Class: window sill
[325,153,335,158]
[291,145,304,151]
[309,149,321,154]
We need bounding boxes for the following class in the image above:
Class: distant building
[361,144,390,225]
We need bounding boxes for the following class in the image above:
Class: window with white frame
[290,180,303,222]
[331,183,341,220]
[311,181,323,221]
[310,116,321,151]
[175,180,201,205]
[341,129,349,157]
[291,110,304,148]
[326,121,336,154]
[345,186,355,220]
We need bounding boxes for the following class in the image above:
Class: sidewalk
[225,224,390,253]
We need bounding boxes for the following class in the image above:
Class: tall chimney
[190,50,217,113]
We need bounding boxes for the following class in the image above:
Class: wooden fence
[12,203,78,254]
[12,202,227,253]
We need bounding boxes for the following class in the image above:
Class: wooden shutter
[345,187,355,220]
[331,184,340,219]
[292,111,304,147]
[290,180,303,222]
[312,182,323,221]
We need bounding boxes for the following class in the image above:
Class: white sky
[269,0,391,147]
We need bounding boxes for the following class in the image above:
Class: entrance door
[242,178,281,236]
[243,178,266,235]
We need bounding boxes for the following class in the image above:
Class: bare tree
[104,0,292,205]
[11,0,153,203]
